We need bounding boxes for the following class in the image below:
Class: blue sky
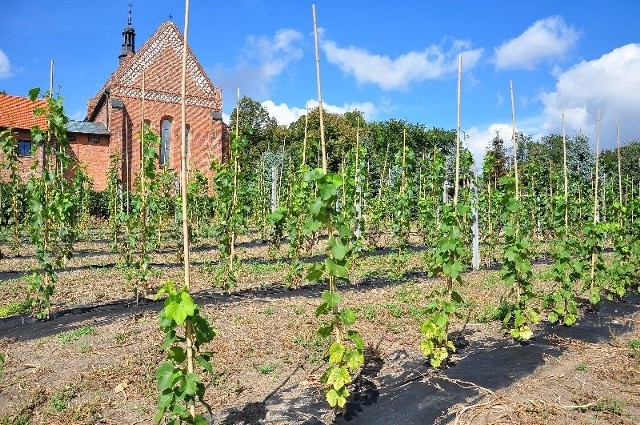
[1,0,639,162]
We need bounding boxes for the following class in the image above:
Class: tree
[483,132,509,183]
[229,96,279,167]
[601,141,640,182]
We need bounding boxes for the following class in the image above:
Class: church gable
[91,21,221,113]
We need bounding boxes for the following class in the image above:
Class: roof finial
[119,1,136,64]
[167,13,173,22]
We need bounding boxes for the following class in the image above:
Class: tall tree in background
[229,96,279,166]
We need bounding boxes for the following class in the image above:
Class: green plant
[263,306,274,315]
[498,174,539,341]
[589,399,624,414]
[583,221,607,306]
[0,128,25,250]
[304,169,364,409]
[25,88,79,319]
[57,326,95,344]
[210,130,247,292]
[422,202,470,366]
[390,131,414,265]
[117,125,162,303]
[284,164,312,288]
[48,386,76,412]
[257,363,278,375]
[0,300,31,318]
[417,148,445,246]
[155,281,216,424]
[575,363,587,371]
[545,197,582,326]
[628,338,640,351]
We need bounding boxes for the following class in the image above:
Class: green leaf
[195,353,214,374]
[328,341,345,364]
[164,291,196,325]
[326,365,351,390]
[339,309,356,326]
[325,258,348,278]
[322,291,342,309]
[28,87,41,101]
[193,415,210,425]
[450,290,463,304]
[330,240,349,261]
[344,349,365,371]
[326,387,348,408]
[180,373,201,397]
[347,331,364,351]
[306,263,325,281]
[156,361,177,391]
[317,323,333,337]
[168,347,186,363]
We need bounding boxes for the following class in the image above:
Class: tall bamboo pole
[453,55,462,206]
[510,80,521,305]
[510,80,519,203]
[562,111,569,234]
[312,4,327,172]
[302,106,308,166]
[179,0,195,418]
[231,87,240,270]
[141,71,146,173]
[616,116,623,205]
[355,117,362,239]
[590,109,601,291]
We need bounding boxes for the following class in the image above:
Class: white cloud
[0,49,11,79]
[211,29,303,99]
[262,99,380,126]
[69,109,85,121]
[539,43,640,149]
[494,16,579,70]
[465,123,513,168]
[322,38,483,91]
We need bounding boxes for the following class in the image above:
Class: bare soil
[0,232,638,424]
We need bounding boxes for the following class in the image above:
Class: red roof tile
[0,94,48,130]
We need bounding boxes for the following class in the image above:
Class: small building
[0,15,227,190]
[0,94,111,183]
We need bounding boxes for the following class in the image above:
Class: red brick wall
[106,97,224,189]
[69,133,111,190]
[0,128,111,190]
[0,128,39,182]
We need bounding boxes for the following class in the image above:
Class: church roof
[66,120,110,135]
[0,94,110,135]
[0,94,47,130]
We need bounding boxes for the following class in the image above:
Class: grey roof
[66,121,110,135]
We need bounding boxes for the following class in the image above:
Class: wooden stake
[510,80,519,203]
[231,87,240,271]
[562,111,568,234]
[312,4,327,173]
[616,116,623,205]
[179,0,195,418]
[590,109,601,291]
[453,55,462,206]
[302,106,308,166]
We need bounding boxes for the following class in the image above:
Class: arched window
[160,117,172,167]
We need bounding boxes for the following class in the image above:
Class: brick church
[0,14,227,190]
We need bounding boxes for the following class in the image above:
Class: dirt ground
[0,232,638,424]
